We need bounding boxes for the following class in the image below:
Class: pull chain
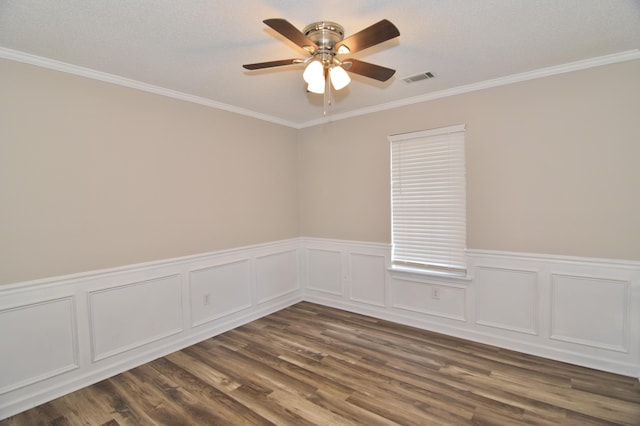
[323,72,332,117]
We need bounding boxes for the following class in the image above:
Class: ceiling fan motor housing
[303,21,345,64]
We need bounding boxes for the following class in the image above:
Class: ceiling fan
[243,18,400,94]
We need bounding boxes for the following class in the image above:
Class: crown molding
[2,47,638,130]
[0,47,298,129]
[298,49,640,128]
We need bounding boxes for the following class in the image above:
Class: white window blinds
[390,125,467,273]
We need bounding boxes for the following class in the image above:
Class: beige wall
[2,58,639,285]
[0,59,299,285]
[299,60,640,261]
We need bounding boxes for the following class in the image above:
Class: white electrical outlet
[432,287,440,300]
[203,293,211,305]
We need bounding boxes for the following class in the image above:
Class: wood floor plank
[2,301,639,425]
[149,357,276,425]
[46,384,132,426]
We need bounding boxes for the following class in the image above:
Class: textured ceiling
[1,0,639,127]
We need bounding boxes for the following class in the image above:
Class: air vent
[402,71,435,84]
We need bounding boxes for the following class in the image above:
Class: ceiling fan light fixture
[303,60,323,84]
[306,76,325,94]
[329,65,351,90]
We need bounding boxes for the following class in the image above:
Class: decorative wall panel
[475,266,538,335]
[391,278,466,321]
[349,253,386,306]
[0,297,77,394]
[306,248,343,295]
[190,260,251,327]
[255,249,299,304]
[551,274,629,352]
[88,275,183,361]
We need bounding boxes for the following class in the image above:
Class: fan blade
[263,19,319,51]
[336,19,399,54]
[343,59,396,82]
[243,59,303,70]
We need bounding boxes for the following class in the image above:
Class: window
[390,124,467,275]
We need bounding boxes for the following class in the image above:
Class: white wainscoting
[349,252,387,307]
[474,266,538,335]
[88,274,184,361]
[301,238,640,379]
[550,274,630,352]
[2,237,639,420]
[0,239,302,420]
[0,297,78,396]
[390,277,467,322]
[302,239,391,313]
[255,249,300,304]
[306,248,343,296]
[189,260,252,328]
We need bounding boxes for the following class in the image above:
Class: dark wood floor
[3,302,640,425]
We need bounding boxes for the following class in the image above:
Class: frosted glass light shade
[303,60,323,84]
[307,76,325,94]
[329,65,351,90]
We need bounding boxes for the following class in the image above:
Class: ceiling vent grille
[402,71,435,84]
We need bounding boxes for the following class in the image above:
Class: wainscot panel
[305,248,343,296]
[88,274,183,361]
[0,239,302,421]
[255,249,300,304]
[550,274,629,352]
[0,297,78,395]
[390,278,466,321]
[475,266,538,335]
[189,260,252,327]
[349,252,387,307]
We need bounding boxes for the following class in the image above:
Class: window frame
[389,124,467,277]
